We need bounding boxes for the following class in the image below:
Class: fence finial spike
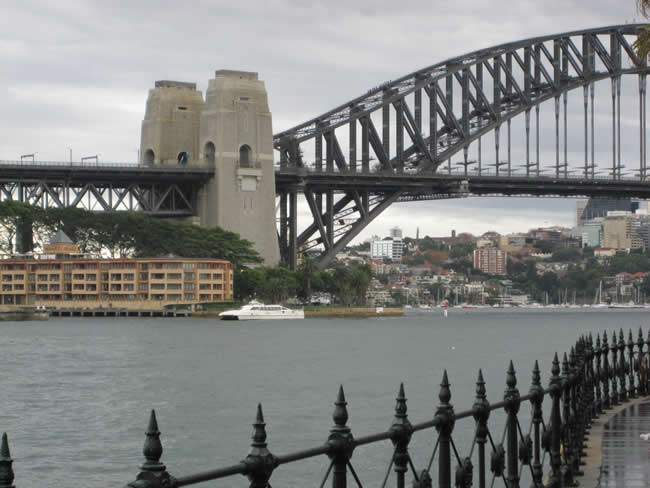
[251,403,267,448]
[0,433,9,459]
[439,369,451,405]
[332,385,349,428]
[394,382,408,419]
[0,432,14,488]
[142,409,163,468]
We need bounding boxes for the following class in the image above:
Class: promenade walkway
[589,398,650,487]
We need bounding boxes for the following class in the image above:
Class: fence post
[390,383,412,488]
[609,331,619,405]
[602,331,611,409]
[328,386,354,488]
[435,370,454,488]
[504,361,520,488]
[529,361,544,488]
[243,404,277,488]
[595,333,603,414]
[560,353,575,487]
[548,353,562,488]
[0,433,15,488]
[473,370,490,488]
[646,329,650,393]
[637,328,646,396]
[125,410,177,488]
[584,336,592,429]
[628,330,636,398]
[618,330,627,401]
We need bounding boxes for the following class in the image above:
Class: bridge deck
[599,401,650,487]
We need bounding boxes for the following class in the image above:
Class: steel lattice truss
[0,162,214,216]
[273,24,650,268]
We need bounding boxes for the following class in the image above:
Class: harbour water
[1,308,646,487]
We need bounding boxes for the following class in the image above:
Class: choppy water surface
[1,308,646,487]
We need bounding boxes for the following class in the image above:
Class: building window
[184,293,195,301]
[204,141,215,163]
[167,273,181,280]
[184,273,195,281]
[183,263,195,270]
[239,145,252,168]
[184,283,195,291]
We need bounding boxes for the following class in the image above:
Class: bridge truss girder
[0,182,197,216]
[274,24,650,268]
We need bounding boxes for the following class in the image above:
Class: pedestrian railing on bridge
[0,160,214,171]
[1,328,648,488]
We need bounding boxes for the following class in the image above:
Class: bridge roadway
[275,168,650,200]
[4,160,649,201]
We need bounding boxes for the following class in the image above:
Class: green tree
[0,202,262,265]
[449,243,475,260]
[256,267,298,303]
[234,267,265,301]
[551,248,582,263]
[635,1,650,60]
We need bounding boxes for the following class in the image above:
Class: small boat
[219,300,304,320]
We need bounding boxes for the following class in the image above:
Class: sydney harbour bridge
[3,24,650,268]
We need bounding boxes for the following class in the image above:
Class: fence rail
[1,328,648,488]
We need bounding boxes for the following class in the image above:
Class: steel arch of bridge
[274,24,650,268]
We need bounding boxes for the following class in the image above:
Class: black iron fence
[1,328,649,488]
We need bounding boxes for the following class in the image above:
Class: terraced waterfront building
[0,231,233,308]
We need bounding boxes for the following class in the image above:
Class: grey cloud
[0,0,643,237]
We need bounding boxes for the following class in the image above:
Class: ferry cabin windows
[204,141,215,163]
[144,149,155,165]
[239,144,252,168]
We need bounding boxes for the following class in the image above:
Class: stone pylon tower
[140,81,204,166]
[140,71,279,265]
[198,70,279,265]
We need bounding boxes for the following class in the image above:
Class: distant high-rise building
[577,199,633,225]
[473,247,507,275]
[602,213,644,250]
[371,237,403,261]
[576,200,587,227]
[389,227,403,239]
[580,220,603,248]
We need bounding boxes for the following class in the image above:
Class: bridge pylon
[140,72,280,265]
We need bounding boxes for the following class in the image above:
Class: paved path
[599,400,650,487]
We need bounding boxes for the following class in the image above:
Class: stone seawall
[305,307,403,318]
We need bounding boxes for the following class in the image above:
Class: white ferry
[219,300,304,320]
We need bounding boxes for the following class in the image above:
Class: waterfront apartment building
[0,231,233,307]
[473,247,507,276]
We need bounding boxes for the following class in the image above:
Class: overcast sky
[1,1,646,241]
